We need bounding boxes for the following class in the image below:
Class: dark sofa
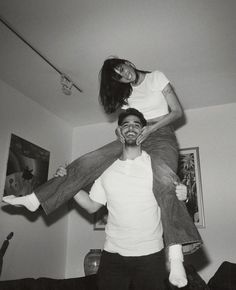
[1,262,235,290]
[0,274,98,290]
[0,265,207,290]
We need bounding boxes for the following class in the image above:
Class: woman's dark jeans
[34,125,202,254]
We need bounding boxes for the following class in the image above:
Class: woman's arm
[156,83,183,127]
[136,83,183,144]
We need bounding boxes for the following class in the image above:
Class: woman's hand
[54,166,67,177]
[136,126,153,145]
[115,127,125,144]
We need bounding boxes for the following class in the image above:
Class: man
[70,108,187,289]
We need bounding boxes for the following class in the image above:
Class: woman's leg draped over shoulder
[34,140,122,215]
[142,126,202,254]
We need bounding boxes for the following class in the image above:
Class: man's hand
[54,166,67,177]
[175,182,188,201]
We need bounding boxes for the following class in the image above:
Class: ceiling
[0,0,236,127]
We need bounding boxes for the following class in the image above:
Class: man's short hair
[118,108,147,127]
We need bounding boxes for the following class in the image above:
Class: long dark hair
[99,57,139,114]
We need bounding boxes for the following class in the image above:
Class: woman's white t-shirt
[122,70,170,120]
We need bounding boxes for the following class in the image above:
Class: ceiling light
[60,74,73,95]
[0,16,83,94]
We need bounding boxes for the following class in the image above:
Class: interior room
[0,0,236,288]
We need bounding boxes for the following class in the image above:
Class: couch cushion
[208,261,236,290]
[37,275,98,290]
[0,275,98,290]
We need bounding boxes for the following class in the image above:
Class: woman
[99,58,202,254]
[3,57,202,255]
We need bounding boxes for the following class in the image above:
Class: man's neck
[120,145,142,160]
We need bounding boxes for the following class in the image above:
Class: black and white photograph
[0,1,236,288]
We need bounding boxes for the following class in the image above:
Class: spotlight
[60,74,73,95]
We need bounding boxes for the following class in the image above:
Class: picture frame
[94,206,108,230]
[4,134,50,198]
[93,146,205,230]
[177,147,205,228]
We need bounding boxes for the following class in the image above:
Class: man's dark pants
[97,250,168,290]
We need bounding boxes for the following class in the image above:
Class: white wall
[175,103,236,282]
[0,80,73,280]
[66,103,236,282]
[65,121,116,278]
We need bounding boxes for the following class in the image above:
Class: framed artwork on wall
[4,134,50,198]
[177,147,205,228]
[94,206,108,230]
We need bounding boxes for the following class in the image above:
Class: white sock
[168,244,187,288]
[2,192,40,212]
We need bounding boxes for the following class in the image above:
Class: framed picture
[4,134,50,198]
[177,147,205,228]
[94,206,108,230]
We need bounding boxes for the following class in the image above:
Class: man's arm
[73,190,103,214]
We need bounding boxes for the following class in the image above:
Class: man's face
[120,115,143,146]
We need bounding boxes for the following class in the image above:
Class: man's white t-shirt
[90,151,164,256]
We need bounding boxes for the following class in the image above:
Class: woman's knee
[152,162,179,185]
